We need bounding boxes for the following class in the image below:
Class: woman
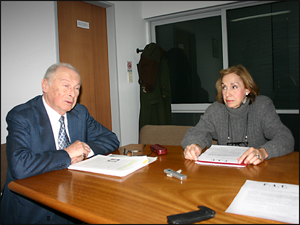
[181,65,294,165]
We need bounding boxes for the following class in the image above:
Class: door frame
[54,1,121,142]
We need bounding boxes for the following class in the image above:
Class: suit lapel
[36,96,56,150]
[67,106,81,143]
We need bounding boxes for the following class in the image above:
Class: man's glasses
[227,141,248,147]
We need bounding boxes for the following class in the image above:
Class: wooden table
[8,144,299,224]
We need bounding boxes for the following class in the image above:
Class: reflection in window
[156,16,223,103]
[227,1,299,109]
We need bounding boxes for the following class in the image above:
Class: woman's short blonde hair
[216,65,260,104]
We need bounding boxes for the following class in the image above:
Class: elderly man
[1,63,120,224]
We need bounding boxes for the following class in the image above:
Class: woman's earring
[243,93,249,104]
[242,97,247,104]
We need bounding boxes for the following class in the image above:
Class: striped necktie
[58,116,70,149]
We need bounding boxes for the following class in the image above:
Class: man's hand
[184,144,202,160]
[65,140,91,164]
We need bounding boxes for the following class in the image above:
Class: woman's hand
[184,144,202,160]
[238,147,268,165]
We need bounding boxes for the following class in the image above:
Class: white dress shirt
[42,96,94,157]
[42,96,70,150]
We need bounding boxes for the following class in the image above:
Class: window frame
[147,0,299,115]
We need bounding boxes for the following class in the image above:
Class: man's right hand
[184,144,202,160]
[65,140,91,164]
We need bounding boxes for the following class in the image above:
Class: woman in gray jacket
[181,65,294,165]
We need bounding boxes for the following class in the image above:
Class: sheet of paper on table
[107,154,158,164]
[226,180,299,224]
[68,154,157,177]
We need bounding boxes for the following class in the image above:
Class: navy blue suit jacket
[1,95,120,224]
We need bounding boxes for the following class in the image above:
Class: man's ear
[41,78,49,93]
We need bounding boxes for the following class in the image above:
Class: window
[149,1,299,151]
[150,1,299,112]
[227,1,299,109]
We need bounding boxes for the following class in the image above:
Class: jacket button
[47,216,51,221]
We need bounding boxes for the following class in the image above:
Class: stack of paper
[226,180,299,224]
[196,145,248,167]
[68,154,157,177]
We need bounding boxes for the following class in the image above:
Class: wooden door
[57,1,112,130]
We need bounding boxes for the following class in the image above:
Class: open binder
[68,154,157,177]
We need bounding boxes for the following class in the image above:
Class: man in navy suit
[1,63,120,224]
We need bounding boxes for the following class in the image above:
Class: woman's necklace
[227,112,249,147]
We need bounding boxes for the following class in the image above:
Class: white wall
[108,1,146,146]
[1,1,57,144]
[1,1,232,145]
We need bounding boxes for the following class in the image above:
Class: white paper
[226,180,299,224]
[68,154,157,177]
[196,145,248,167]
[108,154,157,164]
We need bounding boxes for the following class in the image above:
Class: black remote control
[167,206,215,224]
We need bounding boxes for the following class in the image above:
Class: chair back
[139,125,193,146]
